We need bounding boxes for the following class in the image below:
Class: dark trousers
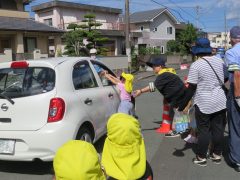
[227,84,240,165]
[195,105,226,158]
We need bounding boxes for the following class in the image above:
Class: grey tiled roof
[130,8,165,23]
[0,17,65,33]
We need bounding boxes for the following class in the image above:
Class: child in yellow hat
[53,140,106,180]
[101,113,153,180]
[105,72,135,115]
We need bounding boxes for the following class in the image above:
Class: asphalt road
[135,70,239,180]
[0,69,239,179]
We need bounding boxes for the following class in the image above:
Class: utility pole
[224,10,227,49]
[125,0,131,72]
[195,5,201,32]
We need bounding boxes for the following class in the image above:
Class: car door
[91,61,120,123]
[72,61,107,138]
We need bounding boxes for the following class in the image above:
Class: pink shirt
[117,83,131,101]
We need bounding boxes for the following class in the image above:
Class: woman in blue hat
[183,38,227,167]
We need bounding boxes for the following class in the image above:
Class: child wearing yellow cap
[53,140,106,180]
[101,113,153,180]
[105,72,135,115]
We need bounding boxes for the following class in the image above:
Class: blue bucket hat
[191,38,212,55]
[230,26,240,39]
[146,57,165,67]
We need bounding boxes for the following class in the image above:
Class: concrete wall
[98,56,128,70]
[167,55,192,64]
[33,49,48,59]
[0,49,12,62]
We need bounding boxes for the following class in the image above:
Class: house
[32,0,141,56]
[129,8,179,54]
[0,0,64,62]
[208,32,231,49]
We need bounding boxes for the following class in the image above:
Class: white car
[0,57,120,161]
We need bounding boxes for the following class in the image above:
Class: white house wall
[149,12,175,40]
[37,10,54,22]
[133,23,150,32]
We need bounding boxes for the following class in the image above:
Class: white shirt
[188,56,227,114]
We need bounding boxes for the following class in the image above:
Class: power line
[150,0,188,22]
[165,0,205,29]
[167,0,195,19]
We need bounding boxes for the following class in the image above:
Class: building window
[167,27,173,34]
[154,27,157,32]
[44,18,53,26]
[24,37,37,53]
[161,46,164,54]
[140,26,144,31]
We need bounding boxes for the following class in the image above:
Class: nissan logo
[1,103,8,111]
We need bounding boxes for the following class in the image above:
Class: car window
[0,67,55,98]
[91,60,115,86]
[72,61,98,90]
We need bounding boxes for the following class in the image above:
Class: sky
[26,0,240,33]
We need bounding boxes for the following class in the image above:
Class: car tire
[76,126,93,143]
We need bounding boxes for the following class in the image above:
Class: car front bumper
[0,122,77,161]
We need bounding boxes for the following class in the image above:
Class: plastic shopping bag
[172,109,189,133]
[188,106,197,129]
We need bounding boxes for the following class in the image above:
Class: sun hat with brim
[101,113,146,180]
[121,72,134,93]
[146,57,165,68]
[230,26,240,39]
[53,140,105,180]
[191,38,212,55]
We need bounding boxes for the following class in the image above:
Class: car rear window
[0,67,55,98]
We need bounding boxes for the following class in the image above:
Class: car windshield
[0,67,55,98]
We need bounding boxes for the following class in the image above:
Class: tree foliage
[63,14,109,56]
[167,23,197,55]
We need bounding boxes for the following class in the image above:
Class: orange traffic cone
[156,99,172,134]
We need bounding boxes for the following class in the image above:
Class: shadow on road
[0,160,53,175]
[172,143,197,157]
[142,128,159,131]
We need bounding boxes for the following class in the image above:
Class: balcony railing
[0,9,29,18]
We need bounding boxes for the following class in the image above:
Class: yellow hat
[53,140,106,180]
[101,113,146,180]
[121,72,134,93]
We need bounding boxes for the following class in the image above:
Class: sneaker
[234,164,240,173]
[164,131,180,137]
[209,153,221,164]
[193,156,207,167]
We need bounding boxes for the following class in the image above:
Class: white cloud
[217,0,240,19]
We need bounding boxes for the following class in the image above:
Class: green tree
[63,14,109,56]
[178,23,197,55]
[166,40,180,54]
[167,24,197,55]
[63,29,87,56]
